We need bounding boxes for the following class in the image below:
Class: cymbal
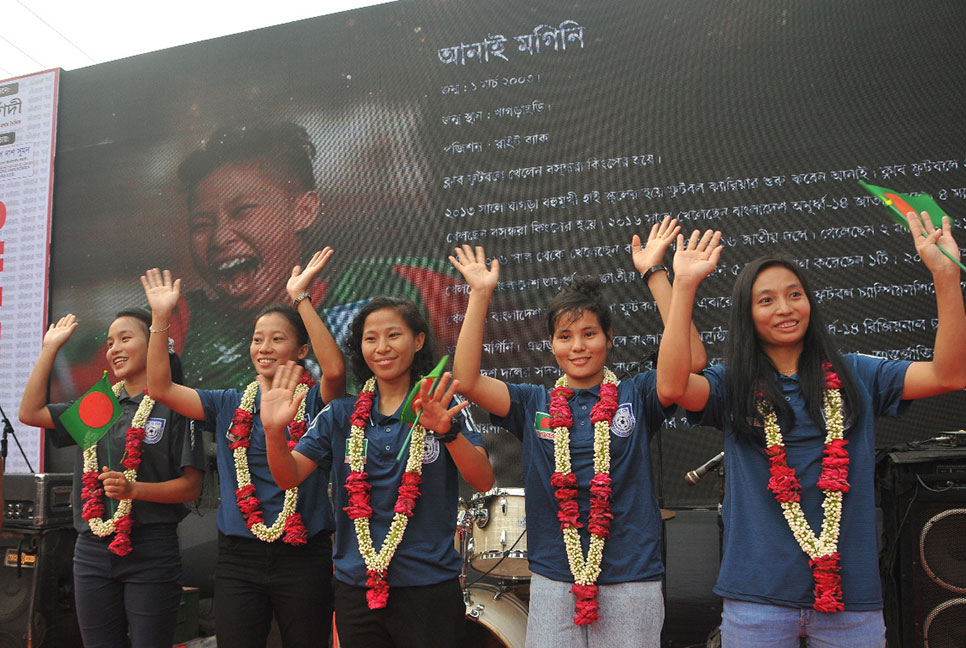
[660,509,676,521]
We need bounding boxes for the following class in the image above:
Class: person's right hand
[449,245,500,293]
[672,229,723,285]
[256,361,307,436]
[42,314,78,350]
[140,268,182,318]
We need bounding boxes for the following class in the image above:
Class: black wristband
[432,429,460,444]
[642,265,668,282]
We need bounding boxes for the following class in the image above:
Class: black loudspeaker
[0,526,81,648]
[878,438,966,648]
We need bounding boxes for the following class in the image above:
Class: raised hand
[412,372,470,436]
[287,248,333,302]
[42,314,79,350]
[256,361,307,435]
[140,268,182,318]
[449,245,500,293]
[672,229,723,285]
[907,212,960,277]
[632,216,681,274]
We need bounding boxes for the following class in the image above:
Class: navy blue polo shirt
[690,354,910,610]
[296,389,484,588]
[491,371,672,584]
[48,390,206,536]
[198,384,335,539]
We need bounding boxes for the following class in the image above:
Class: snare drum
[468,488,530,579]
[464,584,528,647]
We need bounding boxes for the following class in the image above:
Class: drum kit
[457,488,531,647]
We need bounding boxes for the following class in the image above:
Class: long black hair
[114,308,185,384]
[724,257,862,444]
[346,297,436,385]
[545,275,612,340]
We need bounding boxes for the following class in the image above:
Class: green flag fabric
[58,373,122,448]
[859,181,965,272]
[858,181,947,229]
[399,355,450,425]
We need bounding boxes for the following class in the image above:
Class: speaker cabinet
[0,526,80,648]
[878,442,966,648]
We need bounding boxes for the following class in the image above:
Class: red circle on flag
[78,392,114,428]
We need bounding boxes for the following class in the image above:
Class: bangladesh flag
[858,181,947,229]
[58,373,121,448]
[534,412,552,433]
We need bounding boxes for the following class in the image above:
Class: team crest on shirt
[610,404,635,437]
[422,436,440,464]
[143,418,166,445]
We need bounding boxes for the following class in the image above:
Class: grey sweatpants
[525,573,664,648]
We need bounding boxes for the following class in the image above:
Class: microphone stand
[0,401,35,473]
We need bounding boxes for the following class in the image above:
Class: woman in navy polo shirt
[20,308,205,648]
[259,295,493,648]
[447,219,719,648]
[141,255,345,648]
[656,212,966,647]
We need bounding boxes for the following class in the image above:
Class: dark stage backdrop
[46,0,966,512]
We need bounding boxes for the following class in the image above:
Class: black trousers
[214,531,334,648]
[333,575,465,648]
[73,527,182,648]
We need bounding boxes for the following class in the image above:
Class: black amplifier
[3,473,73,529]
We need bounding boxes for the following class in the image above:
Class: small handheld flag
[396,355,449,462]
[58,372,122,448]
[858,181,965,273]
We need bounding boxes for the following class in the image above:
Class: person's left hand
[412,372,470,437]
[632,216,680,275]
[287,248,334,302]
[99,468,134,500]
[908,211,959,277]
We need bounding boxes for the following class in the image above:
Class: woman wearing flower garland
[448,219,719,648]
[19,309,205,648]
[141,251,345,648]
[259,296,494,648]
[656,213,966,647]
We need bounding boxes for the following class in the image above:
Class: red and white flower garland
[549,368,619,626]
[80,381,150,556]
[230,376,312,545]
[343,377,426,610]
[758,362,849,612]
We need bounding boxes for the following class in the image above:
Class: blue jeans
[721,599,886,648]
[73,526,183,648]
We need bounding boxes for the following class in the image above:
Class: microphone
[685,451,724,485]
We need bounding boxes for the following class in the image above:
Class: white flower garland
[553,368,617,585]
[760,387,844,559]
[348,377,427,573]
[83,382,152,537]
[233,380,309,542]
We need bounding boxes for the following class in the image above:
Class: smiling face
[188,160,318,313]
[551,309,611,389]
[750,265,811,355]
[360,307,425,389]
[106,316,149,383]
[249,312,309,379]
